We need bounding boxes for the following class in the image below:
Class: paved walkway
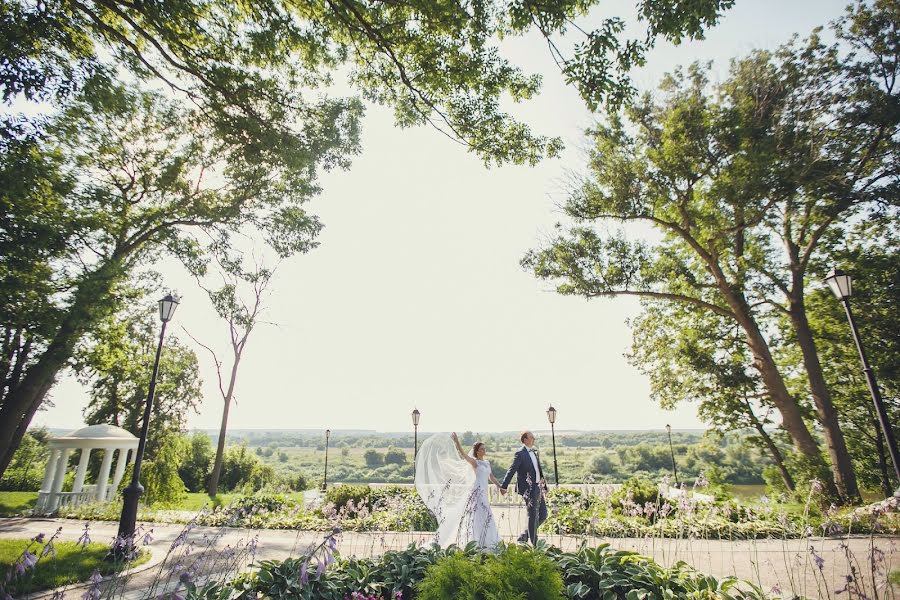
[1,517,898,599]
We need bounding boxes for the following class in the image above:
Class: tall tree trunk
[789,281,860,503]
[715,284,840,497]
[0,261,122,480]
[753,422,796,492]
[207,355,241,496]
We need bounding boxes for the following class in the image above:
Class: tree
[803,221,900,496]
[524,2,898,502]
[178,432,214,493]
[383,447,407,466]
[364,450,384,468]
[1,0,737,158]
[74,296,203,459]
[628,301,796,491]
[0,77,333,478]
[0,0,736,482]
[187,258,275,496]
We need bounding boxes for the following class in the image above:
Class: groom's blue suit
[501,446,548,544]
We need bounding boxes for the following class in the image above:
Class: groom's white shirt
[523,445,541,484]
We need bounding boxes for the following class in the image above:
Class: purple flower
[315,559,326,579]
[300,559,309,585]
[32,533,45,543]
[80,569,102,600]
[20,549,38,571]
[142,529,154,546]
[76,524,91,549]
[810,547,825,571]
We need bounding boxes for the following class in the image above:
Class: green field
[0,539,149,594]
[0,491,38,516]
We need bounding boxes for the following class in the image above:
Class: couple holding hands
[414,430,549,549]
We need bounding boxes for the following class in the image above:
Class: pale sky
[37,0,850,434]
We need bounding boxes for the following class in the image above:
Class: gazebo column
[108,448,130,501]
[49,448,71,511]
[40,449,61,493]
[95,447,115,502]
[72,448,92,493]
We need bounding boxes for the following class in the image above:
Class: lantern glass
[412,409,420,426]
[665,424,671,433]
[326,429,331,438]
[546,405,557,424]
[824,269,852,301]
[158,294,180,323]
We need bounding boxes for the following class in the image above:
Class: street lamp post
[825,268,900,486]
[322,429,331,492]
[546,405,559,487]
[113,294,179,557]
[666,424,679,486]
[411,409,420,476]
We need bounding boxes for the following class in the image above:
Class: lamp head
[666,424,671,433]
[158,294,180,323]
[546,405,557,424]
[824,268,852,301]
[411,408,420,427]
[325,429,330,438]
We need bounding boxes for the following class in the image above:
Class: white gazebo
[35,424,139,513]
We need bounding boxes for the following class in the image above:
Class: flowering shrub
[228,542,768,600]
[541,485,900,539]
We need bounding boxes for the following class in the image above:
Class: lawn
[0,538,149,595]
[0,491,37,516]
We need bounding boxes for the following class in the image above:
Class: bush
[178,432,213,493]
[325,484,372,510]
[417,545,564,600]
[0,431,48,492]
[364,450,384,468]
[383,448,407,466]
[612,475,659,509]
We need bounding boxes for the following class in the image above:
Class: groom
[500,431,548,545]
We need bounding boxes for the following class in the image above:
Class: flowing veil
[414,433,476,547]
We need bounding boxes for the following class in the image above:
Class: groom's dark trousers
[501,447,548,544]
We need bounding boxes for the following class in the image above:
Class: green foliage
[612,477,660,509]
[239,542,764,600]
[74,298,203,462]
[546,543,760,599]
[382,448,406,466]
[178,432,213,493]
[140,434,187,507]
[363,450,384,468]
[524,1,900,502]
[325,485,372,511]
[219,445,277,493]
[0,429,48,491]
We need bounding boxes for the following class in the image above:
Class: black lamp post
[411,409,420,476]
[322,429,331,492]
[114,293,179,557]
[666,424,679,486]
[825,268,900,486]
[546,405,559,487]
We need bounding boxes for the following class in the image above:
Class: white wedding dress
[415,434,501,550]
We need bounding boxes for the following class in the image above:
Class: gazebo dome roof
[50,424,139,448]
[61,424,137,439]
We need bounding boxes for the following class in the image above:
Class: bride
[414,432,502,549]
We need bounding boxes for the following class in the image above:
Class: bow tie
[528,448,537,453]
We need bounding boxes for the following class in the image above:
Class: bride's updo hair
[472,442,485,458]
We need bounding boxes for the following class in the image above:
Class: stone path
[1,517,897,599]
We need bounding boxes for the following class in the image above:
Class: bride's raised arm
[450,432,477,469]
